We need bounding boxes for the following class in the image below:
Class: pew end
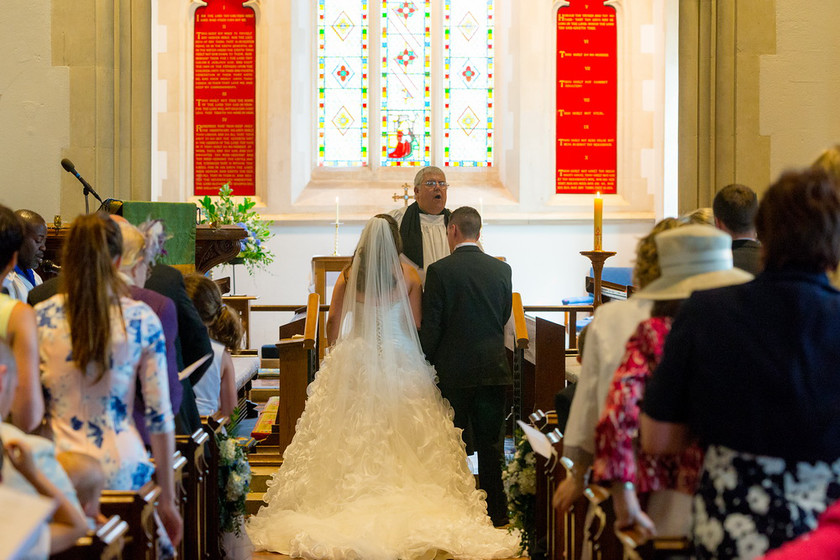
[99,480,160,560]
[617,528,692,560]
[51,515,129,560]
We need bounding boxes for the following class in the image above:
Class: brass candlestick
[333,221,342,256]
[580,250,617,308]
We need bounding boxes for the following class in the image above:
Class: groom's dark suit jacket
[420,245,513,389]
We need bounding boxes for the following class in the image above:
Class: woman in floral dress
[35,213,182,547]
[592,225,750,539]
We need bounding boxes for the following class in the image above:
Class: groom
[420,206,513,526]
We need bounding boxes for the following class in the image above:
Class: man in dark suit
[420,206,512,526]
[713,183,762,275]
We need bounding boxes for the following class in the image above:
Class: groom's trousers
[441,384,508,526]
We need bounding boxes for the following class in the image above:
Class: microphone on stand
[61,158,103,213]
[41,260,61,275]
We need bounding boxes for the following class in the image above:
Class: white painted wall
[0,0,69,216]
[218,218,651,350]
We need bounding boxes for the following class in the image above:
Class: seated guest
[592,226,751,540]
[34,214,182,547]
[29,216,204,436]
[145,262,213,435]
[114,218,183,444]
[713,183,762,274]
[184,274,240,418]
[553,323,588,431]
[812,144,840,289]
[642,168,840,559]
[554,217,682,512]
[56,451,107,527]
[0,205,42,432]
[0,341,87,557]
[2,210,46,301]
[679,206,714,225]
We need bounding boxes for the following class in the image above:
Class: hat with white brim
[635,224,754,301]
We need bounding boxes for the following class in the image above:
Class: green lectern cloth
[121,201,197,266]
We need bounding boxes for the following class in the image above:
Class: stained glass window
[443,0,494,167]
[318,0,369,166]
[318,0,493,169]
[381,1,431,167]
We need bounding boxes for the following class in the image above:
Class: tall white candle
[479,197,484,220]
[335,196,340,223]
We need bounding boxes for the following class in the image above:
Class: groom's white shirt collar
[454,242,480,250]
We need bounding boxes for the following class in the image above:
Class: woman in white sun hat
[592,224,752,541]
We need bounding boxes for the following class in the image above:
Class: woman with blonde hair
[35,213,182,548]
[555,217,683,513]
[115,218,182,444]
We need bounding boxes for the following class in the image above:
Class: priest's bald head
[413,166,448,215]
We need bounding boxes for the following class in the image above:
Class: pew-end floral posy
[217,408,251,536]
[502,430,536,555]
[199,184,274,274]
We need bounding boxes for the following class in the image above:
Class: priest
[389,166,451,283]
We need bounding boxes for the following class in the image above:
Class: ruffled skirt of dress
[246,336,520,560]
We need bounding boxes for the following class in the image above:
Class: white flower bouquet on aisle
[502,430,537,554]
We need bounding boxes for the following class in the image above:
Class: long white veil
[247,215,521,559]
[336,216,421,361]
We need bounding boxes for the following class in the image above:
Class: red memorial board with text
[194,0,256,196]
[556,2,617,194]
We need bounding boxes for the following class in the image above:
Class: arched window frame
[294,0,509,210]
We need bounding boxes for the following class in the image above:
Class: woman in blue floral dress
[35,214,182,547]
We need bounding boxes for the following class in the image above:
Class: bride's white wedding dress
[246,218,519,560]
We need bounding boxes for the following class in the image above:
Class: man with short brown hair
[421,206,512,526]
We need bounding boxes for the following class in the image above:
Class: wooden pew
[231,353,260,413]
[51,515,129,560]
[99,480,160,560]
[171,450,188,560]
[311,256,351,358]
[617,529,692,560]
[201,415,229,559]
[175,428,210,560]
[250,293,319,461]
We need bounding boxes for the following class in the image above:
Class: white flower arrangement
[502,429,537,554]
[217,424,251,536]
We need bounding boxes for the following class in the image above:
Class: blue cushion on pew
[590,266,634,286]
[562,295,595,305]
[261,344,279,359]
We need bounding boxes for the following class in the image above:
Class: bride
[247,215,520,560]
